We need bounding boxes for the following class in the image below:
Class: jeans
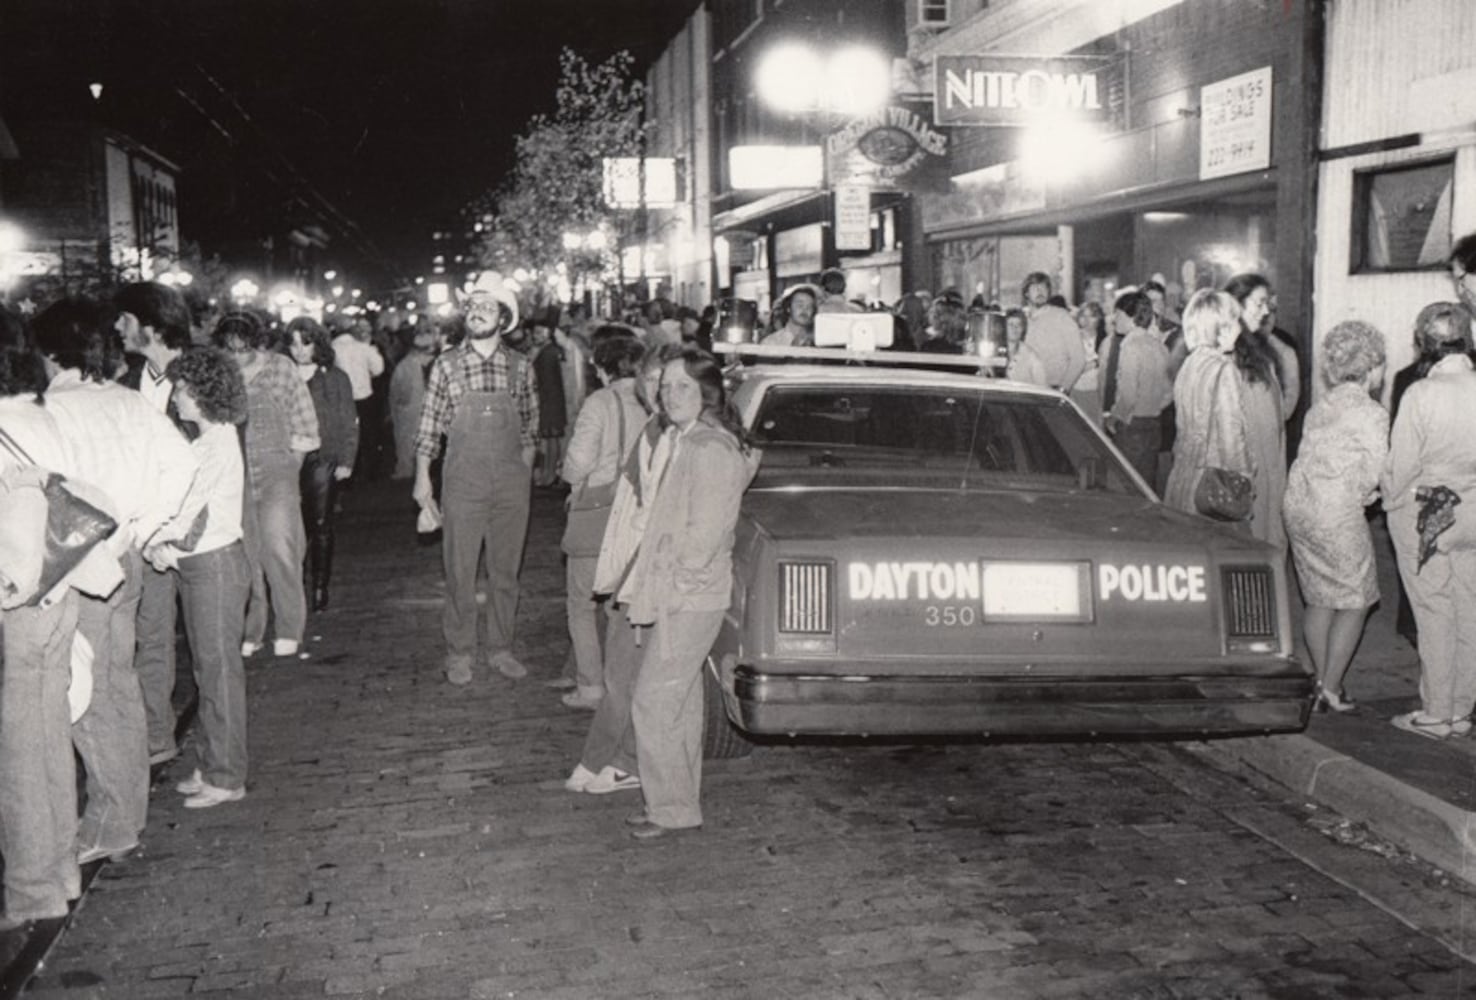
[565,555,604,695]
[579,603,642,776]
[243,466,307,645]
[632,609,724,830]
[72,548,148,855]
[177,543,250,790]
[134,563,180,756]
[0,591,81,920]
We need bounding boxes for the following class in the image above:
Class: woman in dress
[1223,274,1288,551]
[1162,290,1253,519]
[1381,303,1476,739]
[283,317,358,612]
[1282,322,1388,712]
[621,346,759,840]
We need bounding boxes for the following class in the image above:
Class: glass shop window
[1350,156,1454,273]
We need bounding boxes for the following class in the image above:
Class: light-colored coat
[608,419,758,626]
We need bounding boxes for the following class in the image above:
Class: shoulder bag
[0,426,118,605]
[1192,365,1256,522]
[561,394,628,557]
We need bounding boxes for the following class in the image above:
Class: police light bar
[813,313,893,350]
[712,341,1004,372]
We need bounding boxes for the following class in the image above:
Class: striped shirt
[414,341,539,459]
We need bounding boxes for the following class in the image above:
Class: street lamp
[755,42,890,116]
[230,278,260,302]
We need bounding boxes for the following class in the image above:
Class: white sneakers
[564,764,599,792]
[563,764,641,795]
[242,639,300,658]
[175,769,245,809]
[585,766,641,795]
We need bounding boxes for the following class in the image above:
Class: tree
[468,48,646,298]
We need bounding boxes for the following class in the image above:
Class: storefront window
[1351,157,1454,273]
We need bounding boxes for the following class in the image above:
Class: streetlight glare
[826,46,891,115]
[0,221,25,255]
[755,42,824,114]
[756,42,890,115]
[1017,119,1107,184]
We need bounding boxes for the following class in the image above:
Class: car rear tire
[702,661,754,759]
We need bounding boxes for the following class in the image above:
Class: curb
[1207,733,1476,885]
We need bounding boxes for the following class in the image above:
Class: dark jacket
[307,365,359,468]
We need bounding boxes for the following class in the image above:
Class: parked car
[702,347,1311,758]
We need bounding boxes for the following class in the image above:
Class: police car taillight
[1222,565,1277,654]
[778,561,832,634]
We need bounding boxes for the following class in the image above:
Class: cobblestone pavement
[24,484,1476,999]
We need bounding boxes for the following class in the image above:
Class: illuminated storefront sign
[826,106,948,188]
[602,157,678,209]
[934,55,1115,127]
[728,145,824,190]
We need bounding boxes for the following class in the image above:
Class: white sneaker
[564,764,599,792]
[175,769,205,795]
[585,766,640,795]
[273,638,300,657]
[183,782,245,809]
[241,641,260,658]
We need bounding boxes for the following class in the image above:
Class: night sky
[1,0,699,280]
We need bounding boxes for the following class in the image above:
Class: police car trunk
[711,344,1312,742]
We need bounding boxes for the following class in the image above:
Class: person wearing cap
[412,273,539,685]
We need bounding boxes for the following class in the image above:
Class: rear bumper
[729,663,1313,738]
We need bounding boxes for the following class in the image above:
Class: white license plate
[981,562,1090,621]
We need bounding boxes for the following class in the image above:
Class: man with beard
[114,281,195,767]
[761,285,818,348]
[412,273,539,685]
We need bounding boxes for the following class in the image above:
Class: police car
[701,324,1311,757]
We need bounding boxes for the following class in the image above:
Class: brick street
[24,485,1476,999]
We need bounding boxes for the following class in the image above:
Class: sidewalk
[1206,517,1476,884]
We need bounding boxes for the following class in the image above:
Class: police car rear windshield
[750,385,1140,495]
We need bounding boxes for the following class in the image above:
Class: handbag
[0,426,119,605]
[561,395,628,557]
[1191,367,1256,522]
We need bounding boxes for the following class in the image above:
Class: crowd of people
[5,231,1476,922]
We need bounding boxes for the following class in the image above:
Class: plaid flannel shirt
[414,341,539,459]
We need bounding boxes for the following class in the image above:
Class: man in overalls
[412,273,539,685]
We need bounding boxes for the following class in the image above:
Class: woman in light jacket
[564,343,680,796]
[1381,302,1476,739]
[557,328,647,711]
[620,346,759,841]
[1163,290,1254,521]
